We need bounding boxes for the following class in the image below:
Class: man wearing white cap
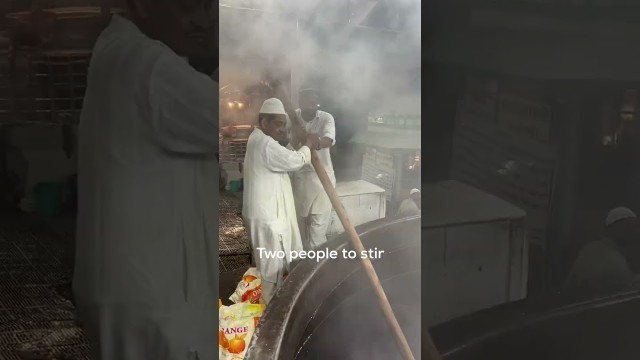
[73,2,218,358]
[397,188,421,217]
[563,207,640,299]
[242,98,318,304]
[288,86,337,250]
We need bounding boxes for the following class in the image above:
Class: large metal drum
[245,216,421,360]
[431,291,640,360]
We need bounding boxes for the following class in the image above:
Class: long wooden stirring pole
[308,150,418,360]
[272,80,439,359]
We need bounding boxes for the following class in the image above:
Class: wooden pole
[272,80,439,359]
[309,150,424,360]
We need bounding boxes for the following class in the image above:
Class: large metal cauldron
[431,291,640,360]
[245,216,421,360]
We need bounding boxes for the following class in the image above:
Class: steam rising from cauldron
[219,0,421,113]
[294,249,422,359]
[220,4,422,357]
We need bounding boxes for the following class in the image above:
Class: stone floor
[0,213,90,360]
[219,191,252,271]
[0,192,251,359]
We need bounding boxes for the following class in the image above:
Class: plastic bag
[229,267,262,304]
[219,302,266,359]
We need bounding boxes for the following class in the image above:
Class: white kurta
[73,15,218,360]
[291,109,336,249]
[242,128,310,301]
[397,199,421,217]
[291,109,336,215]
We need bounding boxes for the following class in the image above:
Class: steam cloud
[219,0,420,114]
[220,2,422,358]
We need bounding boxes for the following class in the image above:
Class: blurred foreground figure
[291,87,337,250]
[564,207,640,300]
[242,98,318,304]
[397,188,421,217]
[73,1,219,359]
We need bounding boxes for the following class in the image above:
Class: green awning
[349,124,421,150]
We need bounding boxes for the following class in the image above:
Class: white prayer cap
[606,207,637,227]
[259,98,286,115]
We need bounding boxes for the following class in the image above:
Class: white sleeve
[321,113,336,146]
[148,52,218,155]
[264,141,311,172]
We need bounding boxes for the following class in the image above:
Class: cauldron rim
[431,290,640,358]
[245,215,421,360]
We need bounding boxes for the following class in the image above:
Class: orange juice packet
[229,268,262,304]
[219,303,265,360]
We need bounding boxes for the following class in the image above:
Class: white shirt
[397,198,420,217]
[242,128,311,221]
[292,109,337,216]
[73,15,218,359]
[242,128,310,283]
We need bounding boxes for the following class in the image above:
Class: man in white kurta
[73,8,218,360]
[242,98,315,304]
[291,88,337,250]
[397,188,421,217]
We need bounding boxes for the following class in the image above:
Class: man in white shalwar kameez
[73,2,218,359]
[291,87,337,250]
[242,98,318,304]
[397,188,421,217]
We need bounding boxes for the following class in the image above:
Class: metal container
[326,180,386,237]
[245,216,421,360]
[432,291,640,360]
[423,180,529,326]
